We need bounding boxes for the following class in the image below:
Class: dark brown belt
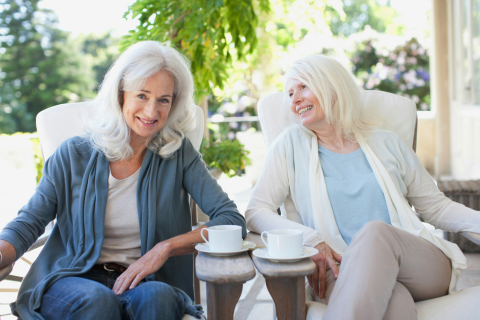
[92,263,127,274]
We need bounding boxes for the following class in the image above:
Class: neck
[312,124,358,154]
[129,135,149,161]
[313,124,346,147]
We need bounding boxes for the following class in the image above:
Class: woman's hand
[307,242,342,299]
[112,242,171,295]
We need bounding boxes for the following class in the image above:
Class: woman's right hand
[308,242,342,299]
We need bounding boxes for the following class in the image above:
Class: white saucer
[195,241,256,256]
[252,246,319,262]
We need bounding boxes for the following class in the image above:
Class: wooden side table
[246,232,316,320]
[195,251,256,320]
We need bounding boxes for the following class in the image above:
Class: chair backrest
[258,90,417,150]
[36,102,205,161]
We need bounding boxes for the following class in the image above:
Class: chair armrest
[195,252,256,284]
[247,231,316,278]
[192,222,206,231]
[195,252,255,319]
[0,264,13,282]
[251,253,316,278]
[250,233,316,320]
[245,231,265,249]
[462,231,480,246]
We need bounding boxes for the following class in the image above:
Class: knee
[130,281,180,303]
[77,287,121,310]
[350,221,392,245]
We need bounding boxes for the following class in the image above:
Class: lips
[298,105,313,116]
[137,117,158,127]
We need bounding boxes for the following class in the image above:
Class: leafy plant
[121,0,270,99]
[200,139,251,178]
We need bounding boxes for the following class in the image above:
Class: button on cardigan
[0,136,246,319]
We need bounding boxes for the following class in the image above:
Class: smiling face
[287,78,326,131]
[122,70,175,146]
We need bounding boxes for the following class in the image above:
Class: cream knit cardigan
[246,125,480,293]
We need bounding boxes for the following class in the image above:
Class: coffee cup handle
[201,228,209,245]
[261,231,268,248]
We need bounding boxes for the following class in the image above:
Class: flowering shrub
[351,38,431,111]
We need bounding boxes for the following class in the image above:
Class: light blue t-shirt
[318,145,391,245]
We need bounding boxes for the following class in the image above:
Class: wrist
[156,240,175,258]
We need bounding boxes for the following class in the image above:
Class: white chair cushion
[305,287,480,320]
[258,90,417,149]
[306,301,328,320]
[36,102,204,161]
[416,286,480,320]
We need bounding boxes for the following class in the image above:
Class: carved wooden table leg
[207,282,243,319]
[196,251,256,320]
[247,232,316,320]
[265,276,306,320]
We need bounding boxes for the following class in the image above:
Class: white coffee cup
[201,225,242,252]
[261,229,303,258]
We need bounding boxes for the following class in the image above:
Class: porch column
[431,0,451,178]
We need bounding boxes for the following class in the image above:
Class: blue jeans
[39,269,193,320]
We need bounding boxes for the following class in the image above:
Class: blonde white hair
[285,55,378,142]
[85,41,196,161]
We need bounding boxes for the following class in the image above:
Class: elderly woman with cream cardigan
[245,55,480,320]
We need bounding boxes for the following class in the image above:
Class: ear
[118,90,125,110]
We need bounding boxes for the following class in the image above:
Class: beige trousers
[313,221,451,320]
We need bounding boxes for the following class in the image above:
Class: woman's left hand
[112,242,171,295]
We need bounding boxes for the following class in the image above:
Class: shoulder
[164,137,200,166]
[47,136,96,168]
[271,125,314,151]
[366,130,416,165]
[56,136,94,158]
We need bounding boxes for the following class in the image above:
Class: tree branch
[170,9,193,40]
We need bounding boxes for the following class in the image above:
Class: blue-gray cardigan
[0,136,246,319]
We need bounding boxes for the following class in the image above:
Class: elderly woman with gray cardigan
[0,41,246,320]
[246,55,480,319]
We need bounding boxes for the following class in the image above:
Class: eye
[159,98,171,104]
[288,92,293,98]
[300,85,307,90]
[137,93,147,99]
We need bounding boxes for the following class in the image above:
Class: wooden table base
[207,282,243,320]
[266,277,306,320]
[195,252,256,320]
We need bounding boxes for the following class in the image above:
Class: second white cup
[261,229,303,258]
[201,225,242,252]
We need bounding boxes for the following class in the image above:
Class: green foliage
[326,0,404,36]
[200,139,251,178]
[0,132,44,184]
[0,0,95,133]
[121,0,270,99]
[76,31,121,90]
[351,37,430,110]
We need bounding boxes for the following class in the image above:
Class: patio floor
[1,176,480,319]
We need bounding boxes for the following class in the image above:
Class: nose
[144,100,156,118]
[291,90,303,105]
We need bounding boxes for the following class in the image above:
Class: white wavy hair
[285,55,378,142]
[85,41,196,161]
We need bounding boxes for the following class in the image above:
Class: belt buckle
[103,263,115,272]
